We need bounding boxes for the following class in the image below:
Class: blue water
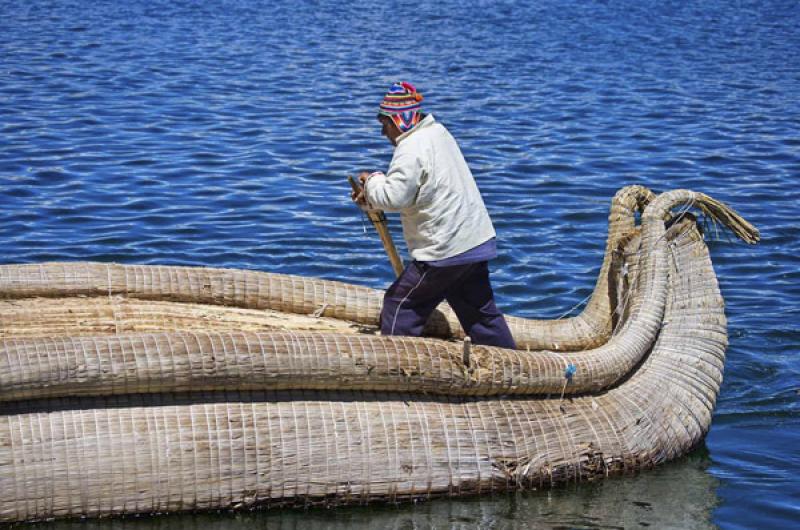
[1,0,798,528]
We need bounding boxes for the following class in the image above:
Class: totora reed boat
[0,186,759,522]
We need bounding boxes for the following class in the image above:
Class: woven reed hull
[0,188,757,522]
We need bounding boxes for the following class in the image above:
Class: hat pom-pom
[400,81,416,93]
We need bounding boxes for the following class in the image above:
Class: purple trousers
[380,260,517,349]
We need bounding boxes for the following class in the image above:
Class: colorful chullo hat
[379,81,424,133]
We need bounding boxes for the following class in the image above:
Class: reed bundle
[0,187,758,522]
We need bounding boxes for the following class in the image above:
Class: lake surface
[1,0,798,528]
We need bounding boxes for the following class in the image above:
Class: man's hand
[351,171,371,207]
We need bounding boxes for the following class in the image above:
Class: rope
[556,290,594,320]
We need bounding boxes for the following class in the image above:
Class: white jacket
[364,114,496,262]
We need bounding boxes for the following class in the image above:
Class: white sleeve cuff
[363,171,386,210]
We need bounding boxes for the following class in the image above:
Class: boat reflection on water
[38,449,719,530]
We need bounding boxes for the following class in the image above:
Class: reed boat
[0,186,758,523]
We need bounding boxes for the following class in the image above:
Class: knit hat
[379,81,424,133]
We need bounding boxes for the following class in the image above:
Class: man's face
[378,115,402,146]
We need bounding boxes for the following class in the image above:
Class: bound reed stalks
[0,187,758,522]
[0,186,658,353]
[0,215,724,522]
[0,189,758,402]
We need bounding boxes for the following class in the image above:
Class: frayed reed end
[693,193,760,244]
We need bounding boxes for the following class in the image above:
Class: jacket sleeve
[364,147,423,212]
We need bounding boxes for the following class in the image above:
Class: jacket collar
[396,113,435,145]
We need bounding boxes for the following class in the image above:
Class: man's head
[377,81,424,145]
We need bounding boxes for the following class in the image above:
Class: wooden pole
[349,175,405,277]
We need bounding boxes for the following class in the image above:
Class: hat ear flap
[390,113,406,132]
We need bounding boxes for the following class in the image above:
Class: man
[353,81,516,349]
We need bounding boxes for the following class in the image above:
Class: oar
[348,175,405,277]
